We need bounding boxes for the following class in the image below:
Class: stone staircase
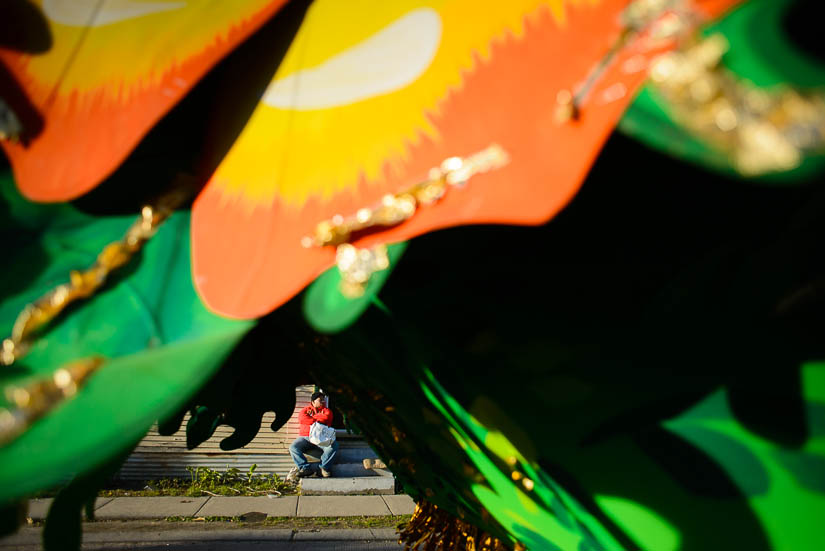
[299,444,395,495]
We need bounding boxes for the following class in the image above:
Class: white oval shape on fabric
[43,0,185,27]
[262,8,442,111]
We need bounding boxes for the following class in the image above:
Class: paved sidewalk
[26,495,416,521]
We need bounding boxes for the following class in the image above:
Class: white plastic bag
[308,422,336,447]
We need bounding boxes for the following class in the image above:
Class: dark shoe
[297,468,314,478]
[320,468,332,478]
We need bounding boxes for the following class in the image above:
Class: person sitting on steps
[288,391,338,479]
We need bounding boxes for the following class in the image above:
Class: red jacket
[298,405,333,437]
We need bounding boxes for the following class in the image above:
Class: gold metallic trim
[304,145,510,249]
[0,357,103,446]
[649,33,825,175]
[1,187,191,366]
[304,145,509,297]
[335,243,390,298]
[556,0,697,123]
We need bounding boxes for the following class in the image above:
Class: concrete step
[329,463,385,477]
[300,475,395,495]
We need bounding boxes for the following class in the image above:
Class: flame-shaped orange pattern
[192,0,741,319]
[0,0,288,201]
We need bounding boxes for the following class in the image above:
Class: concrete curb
[1,526,401,548]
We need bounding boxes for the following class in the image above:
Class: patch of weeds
[158,514,413,531]
[98,465,297,498]
[263,515,412,530]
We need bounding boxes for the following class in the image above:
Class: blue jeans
[289,437,339,471]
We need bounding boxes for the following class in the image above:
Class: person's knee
[289,440,301,453]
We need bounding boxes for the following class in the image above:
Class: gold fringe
[398,500,515,551]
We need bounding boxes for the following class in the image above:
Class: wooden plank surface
[117,385,368,480]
